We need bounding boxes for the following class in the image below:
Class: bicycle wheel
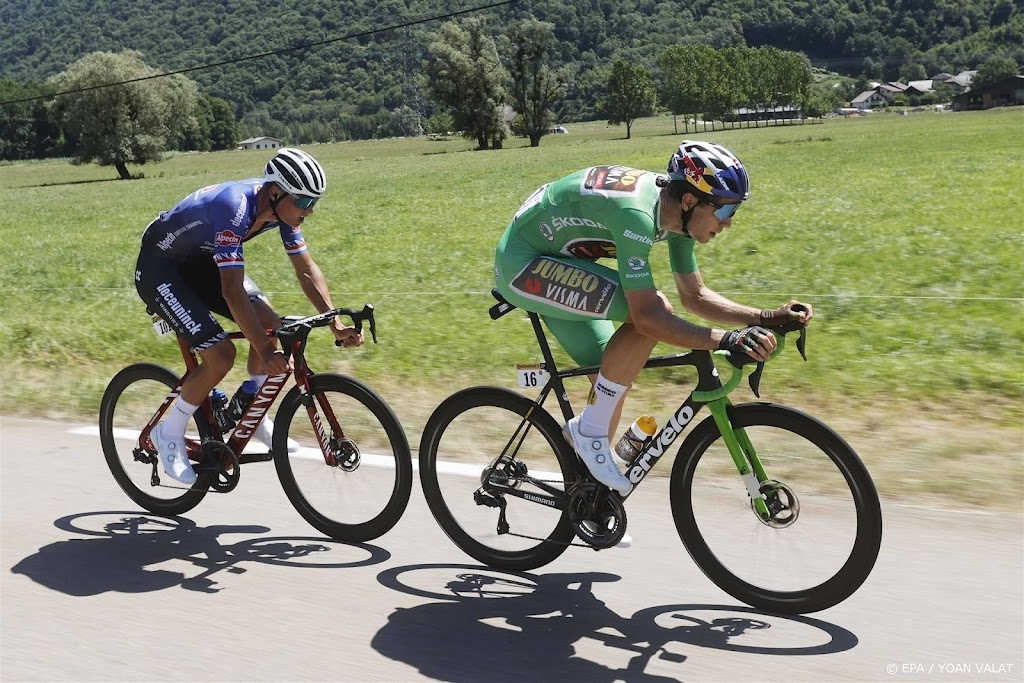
[273,373,412,542]
[419,386,578,571]
[670,402,882,614]
[99,363,211,515]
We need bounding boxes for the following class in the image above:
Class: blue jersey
[142,179,307,269]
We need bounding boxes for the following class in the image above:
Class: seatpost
[527,311,575,421]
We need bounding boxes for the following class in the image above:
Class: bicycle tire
[273,373,412,542]
[418,386,579,571]
[670,402,882,614]
[99,363,211,515]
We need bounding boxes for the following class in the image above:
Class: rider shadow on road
[9,511,391,596]
[373,564,859,682]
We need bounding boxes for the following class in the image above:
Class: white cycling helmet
[264,147,326,198]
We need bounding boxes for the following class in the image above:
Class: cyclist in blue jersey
[136,148,362,485]
[495,141,813,497]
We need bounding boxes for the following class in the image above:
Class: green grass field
[1,109,1022,509]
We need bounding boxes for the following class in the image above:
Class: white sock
[579,374,627,437]
[164,397,199,438]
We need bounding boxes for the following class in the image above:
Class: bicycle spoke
[275,375,411,542]
[99,364,209,514]
[418,387,580,571]
[691,442,859,592]
[673,404,881,613]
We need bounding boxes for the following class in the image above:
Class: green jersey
[507,165,698,291]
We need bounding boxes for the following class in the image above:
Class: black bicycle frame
[489,302,728,503]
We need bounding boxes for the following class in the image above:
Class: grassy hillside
[1,109,1021,509]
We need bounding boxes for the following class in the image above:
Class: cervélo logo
[627,404,695,484]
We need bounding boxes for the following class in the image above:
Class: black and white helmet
[264,147,326,198]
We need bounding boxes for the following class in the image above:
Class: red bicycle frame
[139,328,346,466]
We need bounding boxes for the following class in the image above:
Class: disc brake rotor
[333,436,360,471]
[754,479,799,528]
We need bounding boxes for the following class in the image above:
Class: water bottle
[614,415,658,464]
[227,379,259,424]
[210,388,234,432]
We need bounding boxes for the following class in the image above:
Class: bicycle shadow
[8,511,391,596]
[373,564,859,682]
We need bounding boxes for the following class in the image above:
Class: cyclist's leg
[172,258,241,403]
[231,276,297,450]
[495,229,664,437]
[136,254,235,482]
[495,233,639,494]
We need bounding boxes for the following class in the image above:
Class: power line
[0,0,522,107]
[3,287,1022,303]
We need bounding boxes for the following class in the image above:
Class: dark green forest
[1,0,1021,149]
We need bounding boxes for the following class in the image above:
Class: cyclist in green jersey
[494,140,813,497]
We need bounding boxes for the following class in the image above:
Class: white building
[237,136,283,150]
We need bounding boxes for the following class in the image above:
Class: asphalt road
[2,415,1021,682]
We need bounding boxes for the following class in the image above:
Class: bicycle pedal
[238,452,274,464]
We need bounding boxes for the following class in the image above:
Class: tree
[973,55,1020,89]
[426,109,454,135]
[932,82,956,103]
[601,59,656,139]
[503,18,566,147]
[804,85,844,117]
[658,45,716,133]
[425,19,509,151]
[899,62,928,82]
[0,79,64,160]
[47,51,198,179]
[377,105,423,138]
[206,96,239,151]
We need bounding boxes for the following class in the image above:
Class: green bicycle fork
[705,400,772,521]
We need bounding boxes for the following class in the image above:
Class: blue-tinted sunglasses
[700,198,740,220]
[292,194,320,210]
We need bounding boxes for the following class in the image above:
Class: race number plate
[516,363,548,388]
[152,315,173,337]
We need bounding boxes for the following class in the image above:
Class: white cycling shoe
[565,417,633,497]
[252,417,300,454]
[151,423,197,486]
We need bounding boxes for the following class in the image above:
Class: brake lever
[335,304,378,346]
[364,304,378,344]
[795,325,807,360]
[748,362,765,398]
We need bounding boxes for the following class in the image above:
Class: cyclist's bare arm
[220,268,289,374]
[626,285,775,362]
[624,287,725,350]
[674,272,814,328]
[289,250,363,347]
[673,271,763,326]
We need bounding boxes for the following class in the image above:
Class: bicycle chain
[484,475,616,550]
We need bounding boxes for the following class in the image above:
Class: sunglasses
[700,198,740,220]
[292,194,320,210]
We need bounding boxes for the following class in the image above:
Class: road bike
[99,305,412,543]
[418,290,882,614]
